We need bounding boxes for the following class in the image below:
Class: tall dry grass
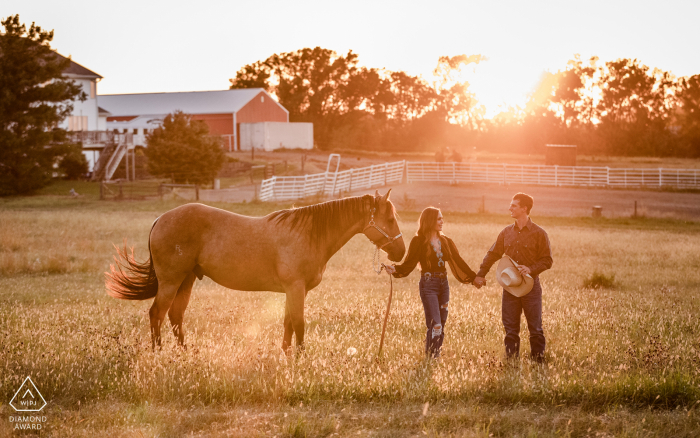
[1,208,699,435]
[0,210,700,436]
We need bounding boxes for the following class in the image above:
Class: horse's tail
[105,219,159,301]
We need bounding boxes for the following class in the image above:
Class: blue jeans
[502,276,545,360]
[419,276,450,357]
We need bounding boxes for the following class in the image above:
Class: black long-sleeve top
[477,218,553,278]
[392,234,476,283]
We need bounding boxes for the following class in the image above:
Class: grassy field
[1,194,700,437]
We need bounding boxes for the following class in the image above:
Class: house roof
[107,114,166,129]
[98,89,287,117]
[55,52,102,79]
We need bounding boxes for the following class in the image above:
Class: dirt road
[377,182,700,219]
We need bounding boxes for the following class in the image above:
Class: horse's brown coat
[106,191,405,352]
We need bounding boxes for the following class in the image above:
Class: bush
[59,146,88,180]
[582,272,616,289]
[145,111,225,184]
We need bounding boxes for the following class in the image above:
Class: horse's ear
[379,189,391,203]
[375,190,380,198]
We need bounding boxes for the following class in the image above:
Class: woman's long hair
[417,207,441,243]
[416,207,452,267]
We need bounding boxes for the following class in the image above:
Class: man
[474,193,553,362]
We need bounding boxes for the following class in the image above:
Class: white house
[57,53,121,172]
[58,53,108,133]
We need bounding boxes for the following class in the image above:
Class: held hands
[473,276,486,289]
[384,265,396,275]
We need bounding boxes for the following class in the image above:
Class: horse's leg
[168,272,195,348]
[149,278,184,349]
[282,303,294,354]
[284,282,307,353]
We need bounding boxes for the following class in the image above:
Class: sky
[5,0,700,117]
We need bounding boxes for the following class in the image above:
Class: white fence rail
[260,161,405,201]
[406,162,700,189]
[259,160,700,202]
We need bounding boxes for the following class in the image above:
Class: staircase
[91,139,129,181]
[91,142,116,181]
[103,143,128,181]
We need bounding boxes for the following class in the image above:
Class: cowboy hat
[496,255,534,297]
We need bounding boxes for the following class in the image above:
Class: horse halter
[362,199,402,251]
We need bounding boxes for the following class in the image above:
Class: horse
[105,190,405,352]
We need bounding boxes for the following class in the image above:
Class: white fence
[259,160,700,202]
[260,161,405,201]
[405,162,700,189]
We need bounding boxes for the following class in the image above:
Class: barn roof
[98,89,287,116]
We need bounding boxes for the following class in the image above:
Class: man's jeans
[502,276,545,360]
[419,276,450,357]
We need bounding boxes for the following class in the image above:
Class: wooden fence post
[195,185,199,201]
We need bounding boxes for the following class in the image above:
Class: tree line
[231,49,700,157]
[230,48,486,154]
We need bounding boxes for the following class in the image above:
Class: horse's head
[363,189,406,262]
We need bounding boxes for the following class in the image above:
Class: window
[68,116,88,131]
[133,128,138,134]
[90,81,96,99]
[261,96,264,103]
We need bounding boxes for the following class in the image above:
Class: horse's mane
[267,195,372,245]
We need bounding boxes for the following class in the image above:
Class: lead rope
[377,264,393,357]
[372,243,391,357]
[366,202,394,357]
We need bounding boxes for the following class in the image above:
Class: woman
[385,207,476,358]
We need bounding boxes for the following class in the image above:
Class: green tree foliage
[595,59,675,156]
[58,146,88,180]
[0,14,85,195]
[230,47,483,152]
[144,111,225,185]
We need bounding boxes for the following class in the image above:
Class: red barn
[99,89,288,150]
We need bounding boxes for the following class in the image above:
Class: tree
[432,54,486,129]
[0,14,85,195]
[676,75,700,157]
[594,59,676,156]
[144,111,225,185]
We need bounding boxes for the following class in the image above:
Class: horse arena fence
[260,161,406,201]
[405,162,700,189]
[260,161,700,201]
